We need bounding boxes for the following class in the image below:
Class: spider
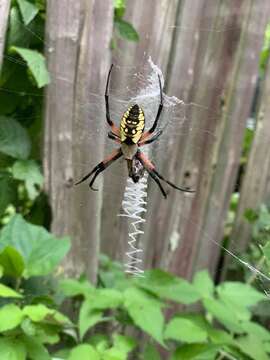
[75,64,195,198]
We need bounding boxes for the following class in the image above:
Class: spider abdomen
[120,104,145,144]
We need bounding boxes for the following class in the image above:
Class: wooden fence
[1,0,270,283]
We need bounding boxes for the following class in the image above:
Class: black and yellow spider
[75,65,195,198]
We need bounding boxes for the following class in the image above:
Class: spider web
[1,8,270,298]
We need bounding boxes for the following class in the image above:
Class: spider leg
[138,130,163,146]
[136,151,195,196]
[108,131,121,143]
[105,64,120,136]
[140,74,163,142]
[75,148,122,191]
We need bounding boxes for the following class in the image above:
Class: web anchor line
[119,175,148,277]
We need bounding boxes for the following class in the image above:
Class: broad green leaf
[86,288,123,310]
[0,173,16,216]
[88,334,110,352]
[236,334,269,360]
[124,287,165,346]
[11,47,50,88]
[207,329,233,345]
[242,321,270,341]
[193,270,214,298]
[0,117,31,159]
[12,160,43,200]
[137,269,201,304]
[0,338,26,360]
[17,0,39,25]
[171,344,220,360]
[203,298,243,333]
[22,336,50,360]
[59,278,94,297]
[79,301,104,339]
[112,334,136,355]
[0,246,25,277]
[0,304,23,331]
[217,282,266,308]
[164,317,207,343]
[143,344,161,360]
[0,214,70,277]
[115,19,139,42]
[23,304,70,325]
[0,283,22,298]
[68,344,100,360]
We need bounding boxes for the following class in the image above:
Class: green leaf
[164,317,207,343]
[23,304,70,325]
[17,0,39,25]
[0,214,70,277]
[0,283,22,298]
[86,288,123,310]
[143,344,161,360]
[236,334,269,360]
[203,298,243,333]
[0,173,16,217]
[242,321,270,341]
[217,281,266,308]
[124,287,165,346]
[68,344,100,360]
[0,246,25,277]
[0,304,23,332]
[171,344,220,360]
[11,47,50,88]
[112,334,137,355]
[262,242,270,261]
[114,0,126,8]
[115,19,139,42]
[193,270,214,298]
[79,301,104,340]
[12,160,44,200]
[23,336,51,360]
[59,278,94,297]
[137,269,201,304]
[0,117,31,159]
[0,338,26,360]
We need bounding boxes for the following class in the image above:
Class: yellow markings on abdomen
[120,105,145,144]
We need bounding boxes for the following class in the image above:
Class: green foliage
[112,0,139,49]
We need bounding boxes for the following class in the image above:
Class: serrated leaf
[68,344,100,360]
[12,160,43,200]
[0,246,25,277]
[217,282,266,308]
[0,304,23,332]
[164,317,207,343]
[0,283,22,298]
[115,19,139,41]
[193,270,214,298]
[124,287,165,346]
[0,338,26,360]
[0,214,70,277]
[11,47,50,88]
[136,269,201,304]
[17,0,39,25]
[0,116,31,159]
[86,288,123,310]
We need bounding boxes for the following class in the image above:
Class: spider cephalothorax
[75,64,194,198]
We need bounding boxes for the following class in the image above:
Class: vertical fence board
[45,0,114,281]
[227,60,270,257]
[0,0,10,70]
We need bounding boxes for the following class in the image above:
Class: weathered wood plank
[0,0,10,70]
[44,0,114,281]
[228,59,270,256]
